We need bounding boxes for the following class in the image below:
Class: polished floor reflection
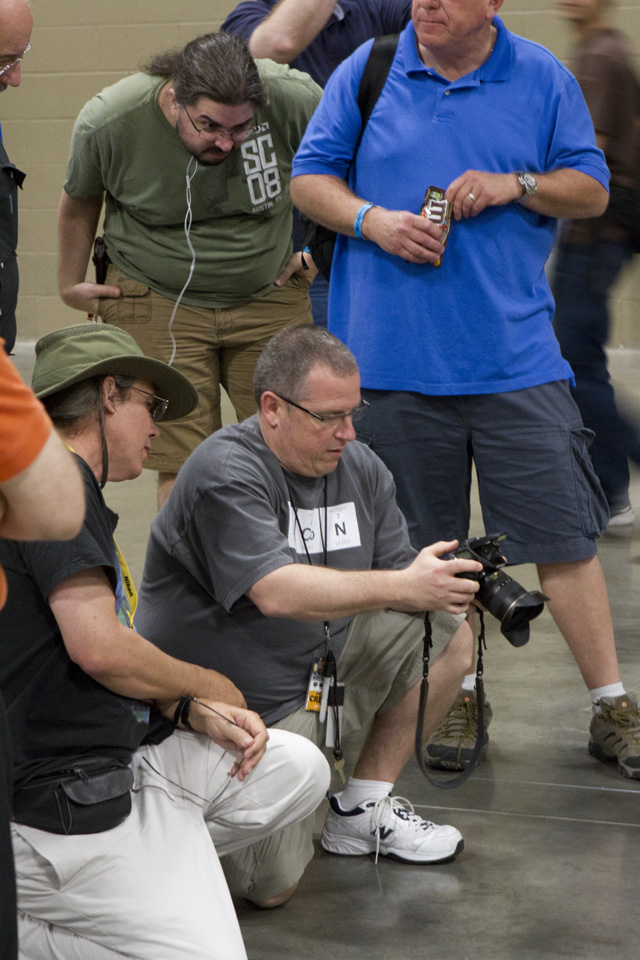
[13,343,640,960]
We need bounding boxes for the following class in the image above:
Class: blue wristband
[354,202,375,240]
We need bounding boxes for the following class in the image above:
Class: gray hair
[142,32,267,109]
[253,326,358,405]
[42,375,135,433]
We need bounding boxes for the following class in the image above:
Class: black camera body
[444,533,548,647]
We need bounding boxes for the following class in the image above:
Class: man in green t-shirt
[58,32,322,508]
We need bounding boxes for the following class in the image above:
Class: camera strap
[414,612,487,789]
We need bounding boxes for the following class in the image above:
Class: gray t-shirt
[136,416,416,723]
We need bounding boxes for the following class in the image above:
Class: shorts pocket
[285,272,313,291]
[100,264,152,325]
[570,425,609,537]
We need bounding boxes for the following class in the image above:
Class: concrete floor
[12,343,640,960]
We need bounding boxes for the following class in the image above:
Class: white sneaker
[321,793,464,864]
[607,504,635,528]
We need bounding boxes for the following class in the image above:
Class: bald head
[0,0,32,91]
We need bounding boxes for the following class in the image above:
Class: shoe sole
[321,834,464,864]
[425,741,489,771]
[383,838,464,864]
[588,740,640,780]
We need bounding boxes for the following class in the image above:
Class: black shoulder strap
[302,34,400,281]
[355,33,400,151]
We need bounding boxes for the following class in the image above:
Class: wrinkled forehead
[185,96,255,121]
[296,364,361,405]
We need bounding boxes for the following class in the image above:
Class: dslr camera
[444,533,548,647]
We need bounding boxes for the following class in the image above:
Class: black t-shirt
[0,455,170,791]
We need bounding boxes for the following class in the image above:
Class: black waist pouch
[12,763,134,835]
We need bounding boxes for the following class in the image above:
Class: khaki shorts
[99,264,313,473]
[220,608,461,903]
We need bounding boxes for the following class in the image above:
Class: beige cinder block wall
[3,0,640,344]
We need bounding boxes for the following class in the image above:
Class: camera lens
[477,570,546,647]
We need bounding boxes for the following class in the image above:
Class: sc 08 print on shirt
[241,121,282,212]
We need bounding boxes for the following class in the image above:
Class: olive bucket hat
[32,323,198,422]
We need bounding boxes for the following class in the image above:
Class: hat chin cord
[98,403,109,490]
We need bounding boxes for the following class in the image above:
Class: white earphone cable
[166,155,199,367]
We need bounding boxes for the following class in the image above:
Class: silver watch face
[519,172,537,197]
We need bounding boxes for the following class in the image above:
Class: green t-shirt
[64,63,322,308]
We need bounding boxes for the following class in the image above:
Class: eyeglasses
[276,394,370,427]
[0,41,31,78]
[182,105,254,143]
[130,386,169,422]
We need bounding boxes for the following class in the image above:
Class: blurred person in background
[0,0,33,354]
[553,0,640,527]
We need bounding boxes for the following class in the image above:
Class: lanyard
[114,537,137,628]
[286,475,331,652]
[286,476,345,777]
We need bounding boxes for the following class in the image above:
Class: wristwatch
[515,171,537,202]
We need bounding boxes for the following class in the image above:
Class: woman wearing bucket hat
[0,324,329,958]
[31,321,199,489]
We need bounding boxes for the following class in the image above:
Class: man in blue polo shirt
[291,0,640,778]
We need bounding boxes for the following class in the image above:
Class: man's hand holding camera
[393,540,482,615]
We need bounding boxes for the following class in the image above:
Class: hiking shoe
[588,692,640,779]
[424,689,493,771]
[321,793,463,864]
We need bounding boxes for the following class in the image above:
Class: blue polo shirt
[292,18,610,396]
[221,0,411,87]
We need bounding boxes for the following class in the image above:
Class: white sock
[590,682,625,713]
[461,674,476,691]
[337,777,394,810]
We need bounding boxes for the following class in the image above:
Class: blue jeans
[552,240,638,510]
[309,272,329,328]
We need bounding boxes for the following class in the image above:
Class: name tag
[287,501,361,555]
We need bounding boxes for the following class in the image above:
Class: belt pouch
[13,764,134,835]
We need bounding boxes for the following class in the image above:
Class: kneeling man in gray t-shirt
[137,325,482,907]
